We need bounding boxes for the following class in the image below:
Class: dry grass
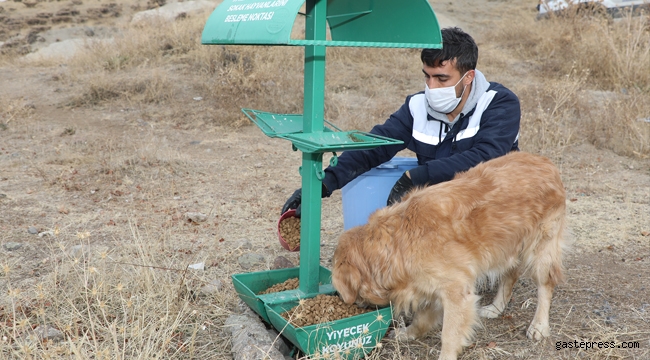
[37,5,647,157]
[482,6,650,159]
[1,226,234,359]
[0,98,35,130]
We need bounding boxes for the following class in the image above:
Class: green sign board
[202,0,303,45]
[201,0,442,48]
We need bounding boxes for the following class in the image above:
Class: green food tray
[265,300,392,359]
[232,266,334,323]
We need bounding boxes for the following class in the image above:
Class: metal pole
[299,0,327,295]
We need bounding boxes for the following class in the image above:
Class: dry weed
[67,69,175,107]
[518,66,589,161]
[582,91,650,157]
[0,223,234,359]
[486,7,650,158]
[53,4,649,156]
[0,98,35,129]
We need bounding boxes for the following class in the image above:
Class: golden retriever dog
[331,151,566,360]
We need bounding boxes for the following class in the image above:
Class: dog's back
[396,151,566,282]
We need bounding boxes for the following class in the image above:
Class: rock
[131,0,217,25]
[68,244,91,259]
[266,328,292,356]
[237,253,265,269]
[225,306,286,360]
[28,226,39,234]
[604,315,617,325]
[3,242,23,251]
[184,212,207,223]
[239,239,253,250]
[271,256,294,270]
[200,279,223,296]
[25,325,64,342]
[23,38,114,61]
[235,299,251,314]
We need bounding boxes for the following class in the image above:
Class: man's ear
[464,69,476,85]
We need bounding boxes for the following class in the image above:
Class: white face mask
[425,72,469,114]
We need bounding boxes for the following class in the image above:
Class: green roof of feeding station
[201,0,442,48]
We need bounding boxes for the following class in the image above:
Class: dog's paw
[387,327,412,341]
[478,304,502,319]
[526,322,550,340]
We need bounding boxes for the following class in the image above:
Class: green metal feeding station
[201,0,441,357]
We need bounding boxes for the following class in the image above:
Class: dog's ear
[332,227,365,304]
[333,262,361,304]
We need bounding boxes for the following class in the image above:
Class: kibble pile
[279,216,300,250]
[281,294,375,327]
[258,277,299,295]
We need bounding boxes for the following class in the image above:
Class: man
[282,27,520,216]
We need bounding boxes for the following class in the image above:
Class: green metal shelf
[242,108,340,137]
[280,130,403,153]
[243,108,403,153]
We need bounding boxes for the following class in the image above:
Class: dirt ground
[1,0,649,359]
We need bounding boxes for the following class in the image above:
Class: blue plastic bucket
[341,157,418,230]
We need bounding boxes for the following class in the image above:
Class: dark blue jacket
[322,81,520,193]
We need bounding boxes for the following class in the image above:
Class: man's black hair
[421,27,478,74]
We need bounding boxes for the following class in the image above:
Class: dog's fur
[331,152,566,360]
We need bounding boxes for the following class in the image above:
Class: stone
[239,239,253,250]
[271,256,294,270]
[131,0,217,25]
[23,38,114,61]
[237,253,265,269]
[25,325,64,342]
[266,328,292,356]
[199,279,223,296]
[184,212,207,223]
[28,226,39,234]
[225,308,286,360]
[3,242,23,251]
[68,244,91,259]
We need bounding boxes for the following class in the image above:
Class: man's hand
[386,171,414,206]
[281,188,303,217]
[281,185,331,218]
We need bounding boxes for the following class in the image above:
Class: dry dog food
[281,294,375,327]
[258,277,299,295]
[279,216,301,249]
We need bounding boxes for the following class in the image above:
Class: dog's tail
[531,204,567,287]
